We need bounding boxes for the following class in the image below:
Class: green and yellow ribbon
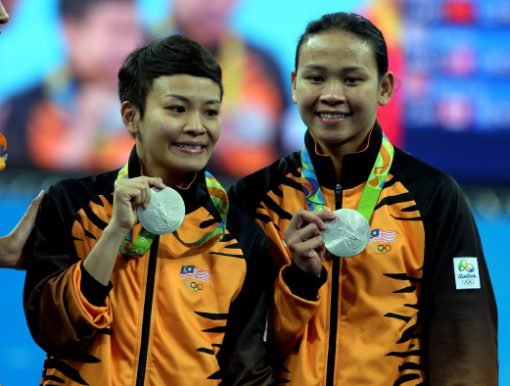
[300,134,394,223]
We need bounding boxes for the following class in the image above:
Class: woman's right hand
[0,190,44,269]
[109,176,166,235]
[283,208,336,277]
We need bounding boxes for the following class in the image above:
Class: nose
[0,2,9,24]
[183,111,206,135]
[319,80,346,105]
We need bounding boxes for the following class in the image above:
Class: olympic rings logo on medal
[184,280,204,291]
[370,244,392,254]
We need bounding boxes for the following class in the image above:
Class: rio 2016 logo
[458,259,475,273]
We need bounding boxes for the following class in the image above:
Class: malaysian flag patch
[179,265,210,282]
[369,229,397,243]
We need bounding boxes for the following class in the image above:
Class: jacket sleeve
[273,261,327,356]
[420,176,498,385]
[23,183,113,357]
[218,206,277,385]
[229,175,326,358]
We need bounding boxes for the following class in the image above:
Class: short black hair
[118,34,223,118]
[295,12,389,78]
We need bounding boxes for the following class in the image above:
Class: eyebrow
[164,94,221,105]
[302,65,367,73]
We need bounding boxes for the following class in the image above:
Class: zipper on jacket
[135,238,159,386]
[334,183,342,209]
[326,183,342,386]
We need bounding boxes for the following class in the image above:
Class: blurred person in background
[0,0,45,270]
[0,0,143,172]
[150,0,289,180]
[362,0,404,147]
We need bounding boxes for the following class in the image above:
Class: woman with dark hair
[23,34,274,385]
[230,12,497,386]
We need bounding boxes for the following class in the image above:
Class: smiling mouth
[174,143,206,153]
[318,112,350,119]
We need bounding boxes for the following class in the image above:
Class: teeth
[176,144,203,150]
[320,113,347,119]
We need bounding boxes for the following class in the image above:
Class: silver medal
[137,187,186,235]
[322,208,370,257]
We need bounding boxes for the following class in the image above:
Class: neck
[138,159,198,189]
[314,129,373,178]
[173,172,198,190]
[317,138,368,177]
[159,171,198,189]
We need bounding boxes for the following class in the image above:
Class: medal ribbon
[172,171,229,248]
[116,164,229,257]
[300,134,394,222]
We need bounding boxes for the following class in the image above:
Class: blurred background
[0,0,508,384]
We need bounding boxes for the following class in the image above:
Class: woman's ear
[121,101,140,138]
[291,70,298,104]
[378,71,395,106]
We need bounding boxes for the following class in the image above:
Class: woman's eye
[345,77,360,84]
[167,105,185,113]
[205,109,220,117]
[307,75,323,82]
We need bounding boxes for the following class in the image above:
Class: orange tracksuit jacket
[229,124,498,386]
[23,149,274,386]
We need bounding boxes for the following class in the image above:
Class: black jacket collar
[304,123,383,190]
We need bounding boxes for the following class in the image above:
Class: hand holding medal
[321,209,371,258]
[113,166,187,257]
[137,187,185,235]
[283,209,336,277]
[116,163,228,257]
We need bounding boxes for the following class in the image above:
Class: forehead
[298,30,377,71]
[148,74,221,101]
[79,1,136,21]
[173,0,236,14]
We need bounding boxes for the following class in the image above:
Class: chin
[317,133,348,143]
[177,162,206,174]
